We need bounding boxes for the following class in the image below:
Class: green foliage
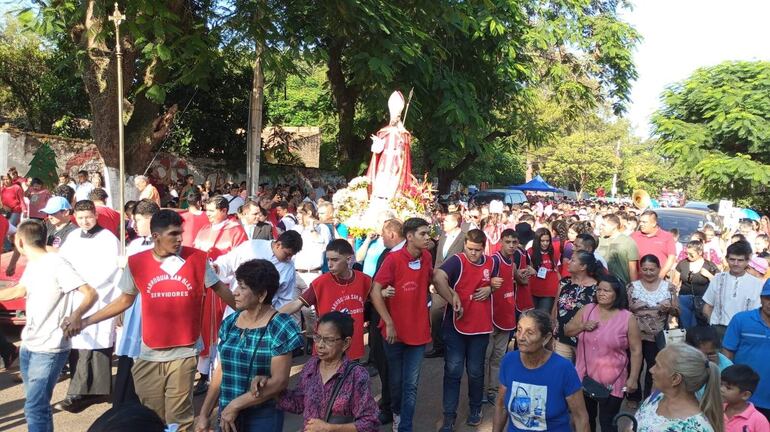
[534,112,624,195]
[25,142,59,189]
[652,61,770,206]
[0,13,88,133]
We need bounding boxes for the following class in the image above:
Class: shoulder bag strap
[324,361,358,422]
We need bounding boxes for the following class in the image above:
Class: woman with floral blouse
[278,311,379,432]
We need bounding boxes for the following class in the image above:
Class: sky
[621,0,770,137]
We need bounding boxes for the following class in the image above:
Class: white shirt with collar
[703,271,762,326]
[442,229,462,260]
[214,240,297,312]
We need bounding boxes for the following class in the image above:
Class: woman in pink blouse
[565,274,643,432]
[278,311,379,431]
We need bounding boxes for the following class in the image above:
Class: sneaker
[391,413,400,432]
[193,378,209,396]
[466,408,482,426]
[439,416,455,432]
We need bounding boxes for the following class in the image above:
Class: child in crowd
[722,364,770,432]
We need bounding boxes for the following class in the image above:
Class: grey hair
[134,175,148,183]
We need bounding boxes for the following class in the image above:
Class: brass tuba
[632,190,651,210]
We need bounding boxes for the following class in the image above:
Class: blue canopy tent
[507,175,561,193]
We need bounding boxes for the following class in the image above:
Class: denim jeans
[383,341,426,432]
[217,402,283,432]
[442,319,490,418]
[20,348,70,432]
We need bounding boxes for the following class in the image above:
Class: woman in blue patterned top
[195,259,302,432]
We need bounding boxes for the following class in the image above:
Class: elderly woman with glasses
[277,311,380,432]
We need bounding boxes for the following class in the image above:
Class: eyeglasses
[312,335,343,346]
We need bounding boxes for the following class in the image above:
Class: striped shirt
[217,311,302,409]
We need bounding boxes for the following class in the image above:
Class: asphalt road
[0,326,497,432]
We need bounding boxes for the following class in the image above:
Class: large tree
[25,1,217,174]
[289,0,639,191]
[652,61,770,205]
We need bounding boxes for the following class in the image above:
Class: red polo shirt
[631,228,676,268]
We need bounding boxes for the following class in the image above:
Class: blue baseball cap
[40,196,72,214]
[762,278,770,297]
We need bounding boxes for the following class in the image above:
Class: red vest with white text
[312,271,372,360]
[491,252,516,330]
[128,247,206,349]
[451,253,493,335]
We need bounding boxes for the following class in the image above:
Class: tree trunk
[326,37,359,176]
[75,0,180,177]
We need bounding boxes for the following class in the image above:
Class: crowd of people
[1,166,770,432]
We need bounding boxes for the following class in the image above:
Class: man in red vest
[433,228,502,431]
[193,195,247,394]
[484,229,529,405]
[66,209,235,430]
[370,217,433,432]
[279,239,372,361]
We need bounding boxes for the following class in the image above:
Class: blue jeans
[442,320,490,418]
[383,341,426,432]
[20,348,70,432]
[217,402,283,431]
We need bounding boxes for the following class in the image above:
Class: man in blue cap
[41,196,78,249]
[723,279,770,421]
[5,196,77,277]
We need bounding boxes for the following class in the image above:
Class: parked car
[683,201,718,211]
[470,189,528,206]
[654,208,721,243]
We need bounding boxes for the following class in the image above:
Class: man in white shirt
[222,183,245,215]
[55,200,120,413]
[214,230,303,312]
[703,240,763,341]
[0,220,96,431]
[74,170,94,202]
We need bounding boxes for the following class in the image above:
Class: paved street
[0,325,497,432]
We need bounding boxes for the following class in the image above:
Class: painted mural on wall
[3,127,343,191]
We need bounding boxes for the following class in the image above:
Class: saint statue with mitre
[366,91,413,202]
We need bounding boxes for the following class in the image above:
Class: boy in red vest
[371,217,433,432]
[484,229,529,405]
[279,239,372,360]
[66,210,236,430]
[434,228,502,431]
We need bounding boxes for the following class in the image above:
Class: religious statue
[366,91,413,202]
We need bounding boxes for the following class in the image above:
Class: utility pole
[610,139,621,198]
[245,34,265,198]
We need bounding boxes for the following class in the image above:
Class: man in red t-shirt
[179,190,209,247]
[371,217,433,432]
[280,239,371,360]
[631,210,677,279]
[433,229,502,429]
